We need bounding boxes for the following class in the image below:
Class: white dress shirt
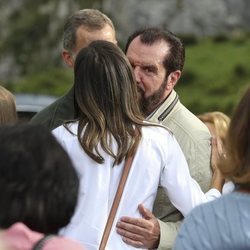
[52,122,220,250]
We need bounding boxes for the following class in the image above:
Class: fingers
[116,215,160,248]
[211,137,225,172]
[215,137,224,156]
[116,222,145,241]
[120,235,144,248]
[210,137,218,172]
[116,218,148,248]
[138,204,154,220]
[116,222,145,239]
[211,137,225,157]
[210,137,217,146]
[117,216,150,230]
[116,205,160,249]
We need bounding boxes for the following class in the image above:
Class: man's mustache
[137,86,144,95]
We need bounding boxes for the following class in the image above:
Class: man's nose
[133,66,141,84]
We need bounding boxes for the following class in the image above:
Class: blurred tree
[0,0,101,81]
[0,0,249,116]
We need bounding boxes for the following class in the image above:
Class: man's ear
[166,70,181,90]
[62,50,74,68]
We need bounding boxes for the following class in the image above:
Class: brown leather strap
[99,153,135,250]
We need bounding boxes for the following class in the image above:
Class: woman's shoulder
[175,192,250,249]
[142,120,173,137]
[0,223,85,250]
[52,122,78,138]
[186,191,250,221]
[0,223,43,249]
[0,222,42,241]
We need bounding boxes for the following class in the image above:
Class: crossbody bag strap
[99,152,136,250]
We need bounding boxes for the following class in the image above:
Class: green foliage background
[176,34,250,116]
[1,0,249,117]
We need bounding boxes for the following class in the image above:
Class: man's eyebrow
[127,57,159,71]
[127,57,136,64]
[128,59,155,67]
[142,64,158,72]
[142,63,156,67]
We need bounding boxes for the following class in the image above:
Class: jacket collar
[146,90,179,123]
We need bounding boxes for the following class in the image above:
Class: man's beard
[138,80,167,117]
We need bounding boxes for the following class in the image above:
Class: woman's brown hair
[219,86,250,187]
[72,40,145,165]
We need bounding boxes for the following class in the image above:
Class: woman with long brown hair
[53,40,223,249]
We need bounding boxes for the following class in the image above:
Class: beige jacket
[148,90,212,249]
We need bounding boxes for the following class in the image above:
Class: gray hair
[63,9,115,51]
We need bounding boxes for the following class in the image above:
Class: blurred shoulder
[45,236,84,250]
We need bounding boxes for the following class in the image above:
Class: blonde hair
[219,87,250,187]
[0,85,17,125]
[198,111,230,143]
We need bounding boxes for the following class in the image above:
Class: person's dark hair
[219,86,250,187]
[72,40,145,165]
[125,27,185,76]
[0,124,79,234]
[63,9,115,51]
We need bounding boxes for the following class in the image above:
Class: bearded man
[116,27,212,250]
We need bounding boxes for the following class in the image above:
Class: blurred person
[0,240,6,250]
[116,27,213,249]
[0,124,84,250]
[0,85,17,125]
[53,40,223,249]
[198,111,234,194]
[174,86,250,250]
[197,111,230,145]
[30,9,117,130]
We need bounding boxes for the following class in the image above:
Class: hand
[210,137,225,191]
[116,204,160,249]
[210,137,224,173]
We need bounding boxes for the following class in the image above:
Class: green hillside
[176,35,250,115]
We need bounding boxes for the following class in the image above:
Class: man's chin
[139,100,150,117]
[137,91,152,116]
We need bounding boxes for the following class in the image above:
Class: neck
[144,92,172,117]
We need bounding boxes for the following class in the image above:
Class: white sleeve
[160,133,221,217]
[205,188,222,202]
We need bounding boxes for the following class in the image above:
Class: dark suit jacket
[30,87,76,130]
